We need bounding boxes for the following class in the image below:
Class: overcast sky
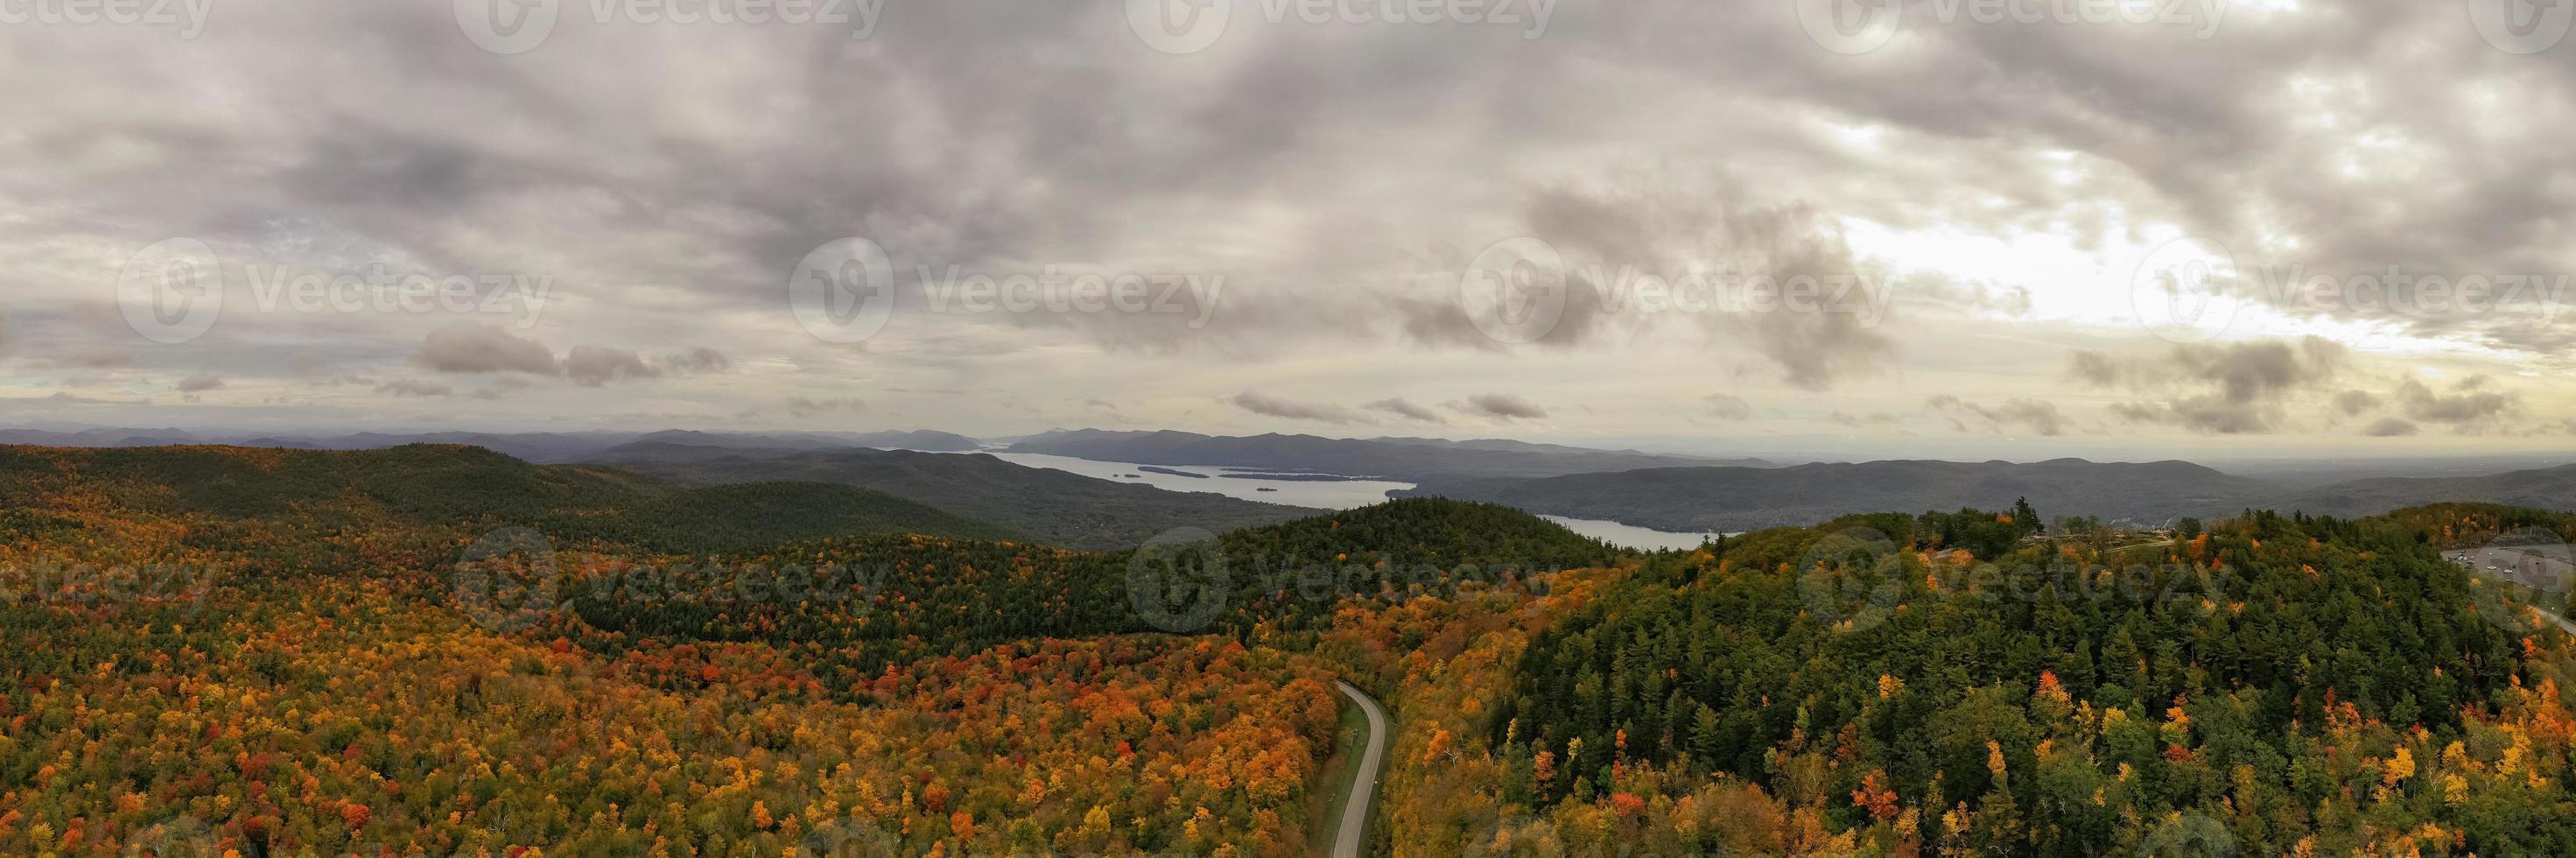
[4,0,2572,459]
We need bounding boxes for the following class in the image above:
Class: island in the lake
[1220,472,1379,482]
[1138,465,1210,479]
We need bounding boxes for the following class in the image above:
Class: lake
[978,452,1720,551]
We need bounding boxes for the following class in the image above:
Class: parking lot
[2446,545,2576,592]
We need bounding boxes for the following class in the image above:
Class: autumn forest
[7,444,2576,856]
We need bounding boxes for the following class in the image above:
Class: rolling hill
[0,443,1021,552]
[589,444,1327,550]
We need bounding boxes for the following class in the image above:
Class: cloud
[1703,393,1754,421]
[2363,418,2419,437]
[1455,393,1549,421]
[2078,337,2347,433]
[1830,411,1902,428]
[0,313,15,362]
[175,374,224,393]
[656,347,733,375]
[2172,338,2348,404]
[561,345,663,387]
[2395,376,2517,425]
[786,396,866,417]
[1927,395,2072,436]
[375,379,454,397]
[4,1,2569,442]
[2333,390,2381,417]
[2067,350,2123,386]
[1364,397,1446,424]
[416,324,558,376]
[1228,391,1367,425]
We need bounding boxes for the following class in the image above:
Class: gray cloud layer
[3,1,2570,446]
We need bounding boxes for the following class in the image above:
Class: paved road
[1332,679,1388,858]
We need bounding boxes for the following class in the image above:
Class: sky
[4,0,2573,460]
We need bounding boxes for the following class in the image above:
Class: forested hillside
[6,441,2576,855]
[1365,504,2576,855]
[0,444,1609,855]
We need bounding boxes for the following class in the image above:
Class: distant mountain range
[590,440,1323,550]
[6,425,2570,537]
[2264,463,2576,519]
[1400,457,2576,532]
[1398,458,2269,532]
[1004,429,1770,481]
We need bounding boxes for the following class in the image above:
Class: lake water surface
[977,451,1719,551]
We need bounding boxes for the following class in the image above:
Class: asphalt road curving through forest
[1332,680,1388,858]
